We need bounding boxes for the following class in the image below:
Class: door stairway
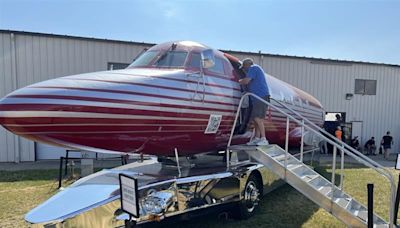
[230,144,388,227]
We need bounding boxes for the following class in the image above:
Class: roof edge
[1,29,399,68]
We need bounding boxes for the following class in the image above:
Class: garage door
[36,143,119,160]
[36,143,68,160]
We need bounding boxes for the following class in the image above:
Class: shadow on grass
[0,169,60,182]
[0,167,111,183]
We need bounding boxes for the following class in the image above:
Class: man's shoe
[257,139,269,146]
[246,138,260,146]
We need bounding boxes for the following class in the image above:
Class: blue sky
[1,0,399,64]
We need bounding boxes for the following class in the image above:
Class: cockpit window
[208,57,225,74]
[154,51,188,67]
[189,53,201,68]
[129,51,158,68]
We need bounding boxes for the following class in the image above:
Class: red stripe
[6,94,236,113]
[0,104,237,120]
[26,86,238,107]
[110,70,239,83]
[0,116,234,125]
[8,124,236,134]
[96,73,242,92]
[42,78,241,99]
[0,117,200,125]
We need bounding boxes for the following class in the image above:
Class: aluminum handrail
[226,93,396,227]
[270,97,397,220]
[270,97,390,172]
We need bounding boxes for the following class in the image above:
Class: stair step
[302,175,319,183]
[266,150,285,157]
[345,199,353,210]
[273,154,286,161]
[287,164,303,170]
[318,185,332,195]
[356,209,367,221]
[335,197,351,208]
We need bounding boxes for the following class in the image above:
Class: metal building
[1,30,399,162]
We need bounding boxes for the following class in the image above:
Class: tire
[124,220,136,228]
[233,173,262,219]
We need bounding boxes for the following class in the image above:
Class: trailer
[26,150,283,227]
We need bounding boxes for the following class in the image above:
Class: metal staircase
[226,93,396,228]
[230,144,388,227]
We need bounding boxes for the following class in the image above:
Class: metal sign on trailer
[119,174,140,218]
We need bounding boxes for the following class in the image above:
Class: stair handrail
[270,97,391,172]
[227,93,396,227]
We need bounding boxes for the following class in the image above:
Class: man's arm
[239,77,251,85]
[239,66,257,85]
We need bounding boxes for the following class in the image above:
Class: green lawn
[0,167,398,228]
[0,170,75,228]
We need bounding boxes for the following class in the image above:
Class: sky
[0,0,400,65]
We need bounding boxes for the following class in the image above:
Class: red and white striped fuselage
[0,41,324,156]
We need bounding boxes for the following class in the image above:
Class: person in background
[351,136,360,151]
[364,137,376,155]
[381,131,393,160]
[335,126,343,141]
[239,58,270,146]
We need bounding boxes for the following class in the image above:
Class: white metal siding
[0,31,399,161]
[0,32,151,162]
[243,53,400,152]
[0,33,17,162]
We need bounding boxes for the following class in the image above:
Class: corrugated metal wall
[0,31,151,162]
[0,31,399,162]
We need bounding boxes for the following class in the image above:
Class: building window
[108,62,130,70]
[354,79,377,95]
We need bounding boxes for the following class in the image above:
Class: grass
[0,170,76,228]
[0,167,398,228]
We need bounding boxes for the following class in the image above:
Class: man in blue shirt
[239,58,270,146]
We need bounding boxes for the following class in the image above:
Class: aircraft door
[186,72,206,102]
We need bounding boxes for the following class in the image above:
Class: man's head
[387,131,390,135]
[372,137,375,140]
[241,58,254,71]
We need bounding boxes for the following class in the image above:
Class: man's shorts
[383,144,391,149]
[250,96,269,119]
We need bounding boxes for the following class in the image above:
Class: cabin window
[154,51,188,67]
[298,98,303,107]
[108,62,130,70]
[355,79,377,95]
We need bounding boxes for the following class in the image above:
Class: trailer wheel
[233,173,262,219]
[124,220,136,228]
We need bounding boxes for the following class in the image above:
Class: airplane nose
[0,71,163,153]
[0,85,62,142]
